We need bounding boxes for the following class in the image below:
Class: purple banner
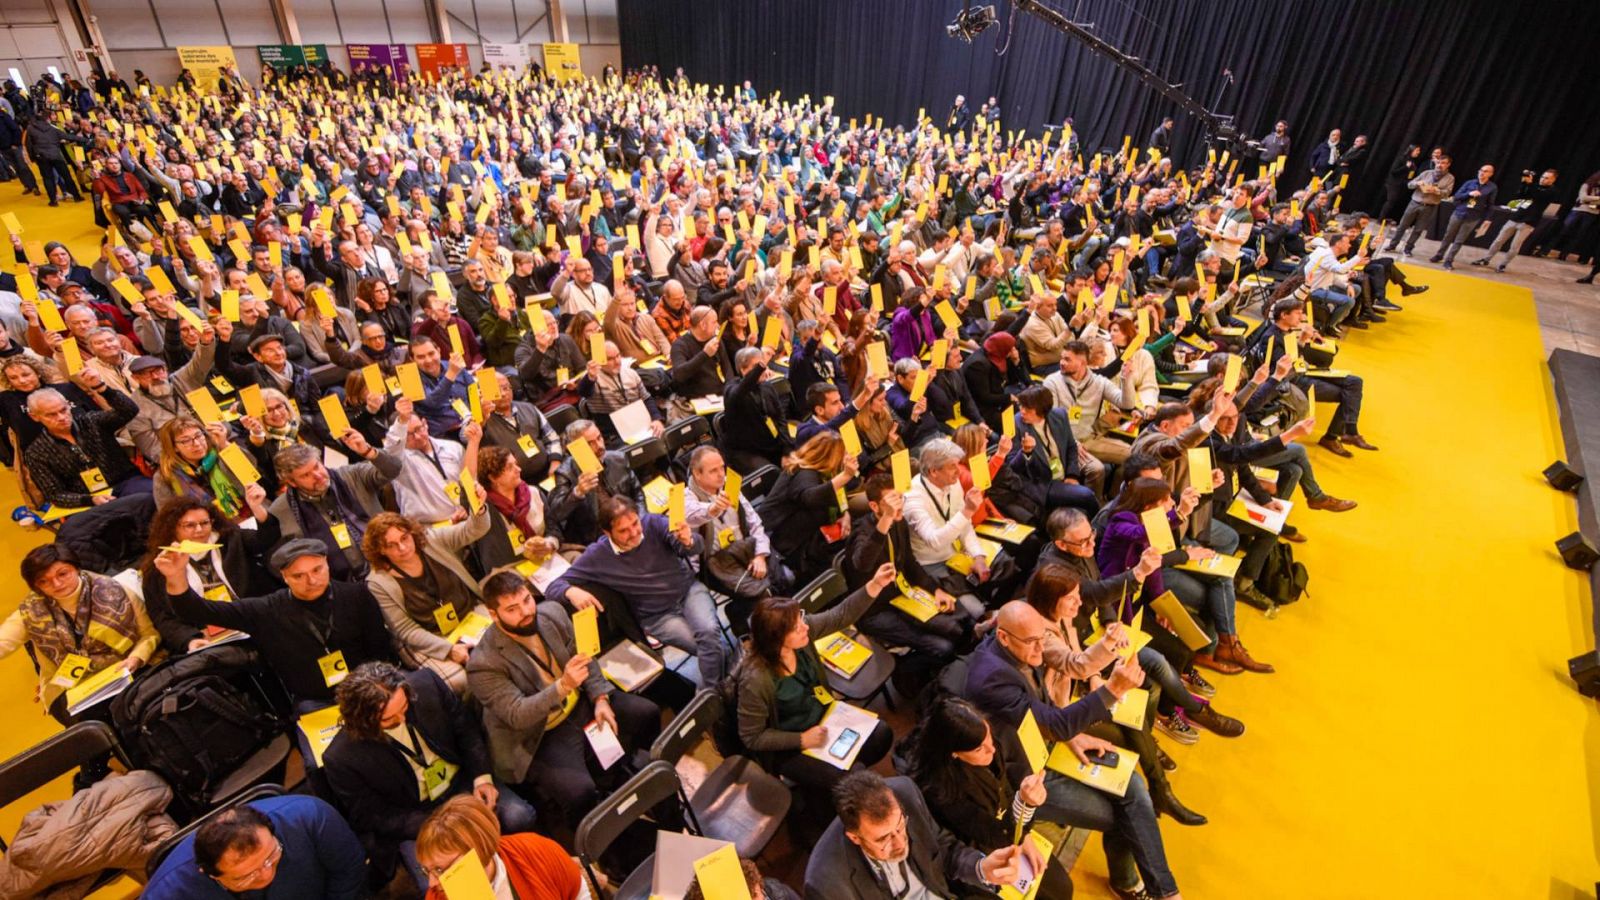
[346,44,410,75]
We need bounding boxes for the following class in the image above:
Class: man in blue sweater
[546,496,727,686]
[1433,163,1498,270]
[144,795,365,899]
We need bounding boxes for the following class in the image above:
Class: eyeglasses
[175,431,208,446]
[213,838,282,888]
[420,851,470,880]
[855,810,907,853]
[1063,532,1095,548]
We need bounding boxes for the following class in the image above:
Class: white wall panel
[296,0,345,44]
[379,0,433,43]
[582,0,617,44]
[148,0,226,46]
[474,0,517,43]
[96,1,165,49]
[0,0,55,26]
[329,0,389,43]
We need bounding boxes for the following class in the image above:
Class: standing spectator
[1473,169,1560,272]
[1432,164,1497,269]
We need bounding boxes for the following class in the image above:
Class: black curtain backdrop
[619,0,1600,212]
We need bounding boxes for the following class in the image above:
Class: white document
[610,398,655,445]
[652,831,734,900]
[599,639,665,692]
[521,552,570,593]
[802,701,879,771]
[584,720,626,770]
[1228,494,1292,534]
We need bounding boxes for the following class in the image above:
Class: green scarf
[183,450,243,518]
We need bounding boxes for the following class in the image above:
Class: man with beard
[466,570,661,829]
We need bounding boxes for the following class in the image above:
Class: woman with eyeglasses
[153,415,251,521]
[138,493,281,655]
[415,795,587,900]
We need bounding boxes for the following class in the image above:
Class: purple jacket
[1097,508,1179,620]
[889,305,936,361]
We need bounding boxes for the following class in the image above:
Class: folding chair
[0,722,135,892]
[624,437,671,481]
[662,415,712,458]
[574,760,690,900]
[650,691,790,858]
[740,464,781,501]
[545,402,580,435]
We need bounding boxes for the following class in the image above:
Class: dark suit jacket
[803,776,987,900]
[963,633,1113,743]
[1008,407,1083,483]
[322,668,493,840]
[465,604,613,784]
[545,449,643,546]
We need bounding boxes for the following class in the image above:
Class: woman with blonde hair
[758,431,859,583]
[416,795,588,900]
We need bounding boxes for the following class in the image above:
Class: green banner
[258,44,329,69]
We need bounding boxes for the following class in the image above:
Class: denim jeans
[1204,518,1239,556]
[641,581,728,687]
[1140,644,1201,716]
[1037,769,1177,896]
[1437,215,1486,264]
[1251,440,1324,501]
[1164,567,1236,649]
[1309,287,1356,328]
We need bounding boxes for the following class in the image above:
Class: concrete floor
[1394,234,1600,356]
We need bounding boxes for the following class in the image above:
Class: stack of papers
[802,701,879,770]
[297,705,343,767]
[445,612,493,646]
[890,586,940,622]
[814,632,872,678]
[610,399,656,445]
[1045,741,1139,797]
[1228,495,1292,534]
[599,639,664,691]
[66,665,133,716]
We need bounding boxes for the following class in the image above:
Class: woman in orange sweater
[417,795,589,899]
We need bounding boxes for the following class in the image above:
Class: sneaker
[1399,250,1412,260]
[1470,258,1489,267]
[1237,580,1274,611]
[1155,711,1200,745]
[1495,265,1507,273]
[1442,262,1454,271]
[1112,884,1157,900]
[1375,300,1402,312]
[1428,255,1443,263]
[1182,668,1217,698]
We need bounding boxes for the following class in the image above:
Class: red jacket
[92,170,147,205]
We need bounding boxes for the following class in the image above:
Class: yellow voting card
[969,451,991,490]
[909,368,931,403]
[934,300,960,333]
[866,341,889,379]
[437,849,496,900]
[839,420,862,456]
[1187,447,1213,494]
[572,606,601,658]
[186,388,225,425]
[318,394,352,438]
[692,843,753,900]
[1221,353,1243,394]
[218,443,261,485]
[1140,507,1176,553]
[1110,686,1150,730]
[60,339,83,375]
[589,332,606,365]
[1149,590,1211,651]
[725,469,743,507]
[238,383,265,419]
[930,338,949,370]
[1017,708,1049,773]
[567,437,603,475]
[668,482,686,530]
[891,448,912,493]
[447,323,465,357]
[396,363,425,401]
[459,467,483,514]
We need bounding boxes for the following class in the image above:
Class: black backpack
[111,643,286,809]
[1257,540,1310,607]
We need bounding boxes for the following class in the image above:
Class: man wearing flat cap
[157,537,396,707]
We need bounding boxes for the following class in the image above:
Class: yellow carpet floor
[0,187,1595,897]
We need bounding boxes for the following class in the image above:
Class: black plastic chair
[792,567,847,615]
[650,692,791,859]
[741,464,780,501]
[545,402,580,436]
[662,415,712,458]
[624,436,671,481]
[0,721,132,852]
[143,783,284,880]
[574,760,689,900]
[0,722,135,892]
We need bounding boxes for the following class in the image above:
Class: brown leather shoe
[1318,435,1352,457]
[1192,650,1244,675]
[1307,495,1358,512]
[1344,434,1380,451]
[1281,529,1308,543]
[1217,635,1275,674]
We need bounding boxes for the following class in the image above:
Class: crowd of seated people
[0,59,1426,899]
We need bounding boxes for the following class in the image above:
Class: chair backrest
[793,568,846,615]
[574,761,685,887]
[545,403,580,435]
[650,689,722,764]
[663,415,711,456]
[624,437,669,476]
[143,783,285,880]
[0,721,129,813]
[741,464,780,500]
[711,411,726,440]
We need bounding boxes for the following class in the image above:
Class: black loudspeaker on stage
[1543,460,1583,492]
[1568,651,1600,699]
[1556,533,1599,571]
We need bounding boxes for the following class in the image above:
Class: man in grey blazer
[804,771,1037,900]
[466,569,661,829]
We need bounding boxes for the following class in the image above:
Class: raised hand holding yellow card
[567,437,603,475]
[218,443,262,485]
[1187,447,1213,494]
